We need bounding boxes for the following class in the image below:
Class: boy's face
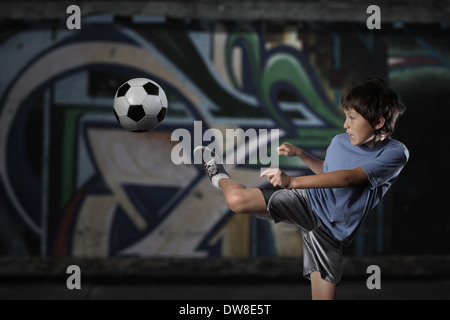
[343,108,384,148]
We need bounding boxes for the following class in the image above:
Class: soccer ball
[113,78,168,132]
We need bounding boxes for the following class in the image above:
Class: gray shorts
[259,187,343,285]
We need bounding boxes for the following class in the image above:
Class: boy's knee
[225,191,247,213]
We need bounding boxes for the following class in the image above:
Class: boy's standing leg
[219,178,338,300]
[310,272,337,300]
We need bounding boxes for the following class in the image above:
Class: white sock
[211,173,230,189]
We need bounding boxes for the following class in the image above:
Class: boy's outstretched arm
[261,167,368,189]
[277,142,324,174]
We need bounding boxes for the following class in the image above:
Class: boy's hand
[260,168,292,189]
[277,142,301,157]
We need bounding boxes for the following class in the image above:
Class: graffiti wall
[0,17,448,257]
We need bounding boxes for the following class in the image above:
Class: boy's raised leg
[194,146,269,215]
[218,178,268,214]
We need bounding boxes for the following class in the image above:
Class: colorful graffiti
[2,18,446,257]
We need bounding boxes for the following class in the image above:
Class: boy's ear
[374,116,385,130]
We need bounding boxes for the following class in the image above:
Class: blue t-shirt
[306,133,409,245]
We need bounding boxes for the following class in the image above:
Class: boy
[193,78,409,299]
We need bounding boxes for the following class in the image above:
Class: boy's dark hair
[341,77,406,136]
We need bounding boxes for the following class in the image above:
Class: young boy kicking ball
[194,78,409,300]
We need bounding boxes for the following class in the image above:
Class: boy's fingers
[260,168,269,177]
[276,146,283,155]
[260,168,279,177]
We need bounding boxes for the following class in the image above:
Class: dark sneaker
[193,146,230,189]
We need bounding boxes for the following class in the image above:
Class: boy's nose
[343,121,349,129]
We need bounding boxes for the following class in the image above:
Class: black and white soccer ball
[113,78,168,132]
